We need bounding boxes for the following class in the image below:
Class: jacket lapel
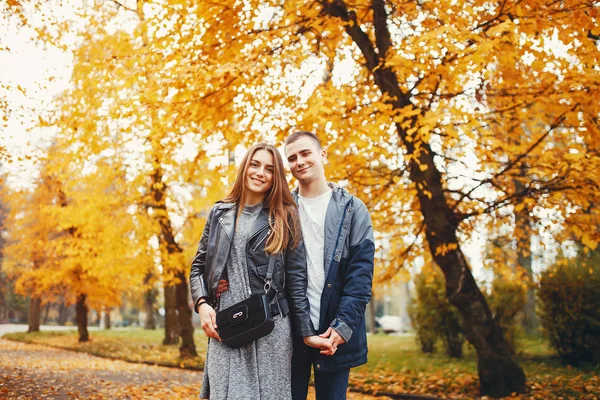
[248,208,270,240]
[209,205,235,296]
[219,205,236,240]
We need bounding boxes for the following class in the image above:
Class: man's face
[285,136,326,185]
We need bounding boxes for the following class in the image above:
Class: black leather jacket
[189,202,316,338]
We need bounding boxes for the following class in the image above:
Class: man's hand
[319,327,346,355]
[216,279,229,298]
[199,302,221,341]
[303,335,336,355]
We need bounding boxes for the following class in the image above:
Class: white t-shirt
[298,190,332,328]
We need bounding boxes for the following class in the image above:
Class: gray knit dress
[200,203,293,400]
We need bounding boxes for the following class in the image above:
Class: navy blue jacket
[292,183,375,372]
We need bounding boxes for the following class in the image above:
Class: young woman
[189,143,330,399]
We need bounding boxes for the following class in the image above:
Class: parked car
[376,315,404,334]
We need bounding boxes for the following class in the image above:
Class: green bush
[486,271,527,354]
[538,251,600,366]
[408,266,464,357]
[407,287,437,354]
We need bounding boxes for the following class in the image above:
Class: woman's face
[245,149,274,199]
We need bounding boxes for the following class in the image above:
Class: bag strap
[263,254,275,293]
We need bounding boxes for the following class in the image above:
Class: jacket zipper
[244,224,271,295]
[248,222,270,240]
[251,227,271,252]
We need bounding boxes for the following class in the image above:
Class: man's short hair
[284,131,322,150]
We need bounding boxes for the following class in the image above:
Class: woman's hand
[199,302,221,341]
[303,335,336,355]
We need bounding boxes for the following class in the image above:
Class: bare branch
[379,219,426,280]
[156,77,238,105]
[107,0,137,14]
[474,0,509,31]
[451,104,578,212]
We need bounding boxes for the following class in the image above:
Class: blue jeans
[291,340,350,400]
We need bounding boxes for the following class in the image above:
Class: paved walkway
[0,338,201,399]
[0,338,387,399]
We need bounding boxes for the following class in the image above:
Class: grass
[356,332,562,374]
[3,328,599,399]
[3,328,209,370]
[357,334,476,373]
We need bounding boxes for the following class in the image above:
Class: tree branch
[107,0,137,14]
[460,182,581,221]
[474,0,509,31]
[372,0,391,58]
[451,104,578,212]
[493,104,578,180]
[379,219,426,281]
[321,0,379,70]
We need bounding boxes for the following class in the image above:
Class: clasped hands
[304,327,345,356]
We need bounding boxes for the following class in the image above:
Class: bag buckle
[264,279,272,294]
[232,311,243,319]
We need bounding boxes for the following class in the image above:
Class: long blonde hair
[223,143,301,254]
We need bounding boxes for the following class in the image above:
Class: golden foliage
[4,0,599,298]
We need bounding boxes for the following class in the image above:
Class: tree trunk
[413,149,526,395]
[75,293,89,342]
[144,273,157,330]
[323,2,527,395]
[163,283,179,345]
[57,301,69,325]
[42,302,51,324]
[144,289,156,330]
[150,159,195,355]
[522,281,538,333]
[134,1,195,355]
[444,330,464,358]
[412,145,526,396]
[144,289,156,329]
[368,292,377,334]
[28,297,41,333]
[515,173,538,334]
[104,308,111,329]
[177,271,198,357]
[516,215,538,334]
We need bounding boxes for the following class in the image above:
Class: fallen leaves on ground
[0,339,382,399]
[4,331,599,399]
[348,368,599,399]
[0,339,202,399]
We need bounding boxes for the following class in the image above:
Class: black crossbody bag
[215,255,276,349]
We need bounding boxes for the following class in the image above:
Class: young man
[284,131,375,400]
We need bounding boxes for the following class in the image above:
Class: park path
[0,338,387,399]
[0,338,201,399]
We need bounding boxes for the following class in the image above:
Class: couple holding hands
[189,131,375,400]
